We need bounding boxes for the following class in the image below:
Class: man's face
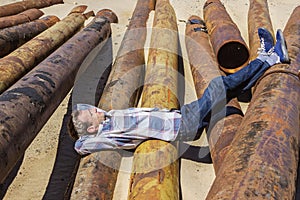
[78,107,105,133]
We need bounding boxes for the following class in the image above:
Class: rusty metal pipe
[0,15,60,57]
[241,0,274,102]
[206,6,300,199]
[0,5,93,94]
[128,0,179,199]
[203,0,249,73]
[185,15,243,174]
[70,1,155,199]
[0,8,44,29]
[185,15,220,95]
[0,0,63,18]
[207,99,243,174]
[98,0,156,110]
[0,9,117,184]
[248,0,274,61]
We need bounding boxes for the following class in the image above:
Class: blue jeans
[178,58,271,141]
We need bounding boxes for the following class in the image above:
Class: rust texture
[128,0,179,199]
[206,6,300,199]
[98,0,156,110]
[71,151,122,200]
[208,99,243,174]
[0,9,116,184]
[185,15,243,174]
[0,5,93,94]
[0,15,60,57]
[185,15,220,96]
[0,8,44,29]
[203,0,249,73]
[248,0,274,60]
[0,0,63,18]
[71,1,155,199]
[129,140,179,199]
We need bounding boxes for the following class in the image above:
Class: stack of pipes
[0,5,116,185]
[0,0,299,199]
[128,0,180,198]
[207,4,300,199]
[70,0,155,199]
[0,0,64,56]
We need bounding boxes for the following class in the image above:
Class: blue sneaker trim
[275,29,290,63]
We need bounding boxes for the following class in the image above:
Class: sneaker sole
[277,30,290,63]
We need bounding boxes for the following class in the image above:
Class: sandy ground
[0,0,299,199]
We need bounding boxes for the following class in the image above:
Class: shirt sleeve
[74,135,141,155]
[74,135,116,155]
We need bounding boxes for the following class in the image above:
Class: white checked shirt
[74,106,182,155]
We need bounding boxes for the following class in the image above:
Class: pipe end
[96,9,118,24]
[217,42,249,71]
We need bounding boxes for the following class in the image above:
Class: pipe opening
[217,41,249,69]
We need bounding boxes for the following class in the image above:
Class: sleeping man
[69,28,290,155]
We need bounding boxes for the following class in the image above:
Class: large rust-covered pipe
[185,15,243,174]
[0,8,44,29]
[203,0,249,74]
[207,98,243,174]
[128,0,179,199]
[71,0,155,199]
[248,0,274,61]
[0,0,63,18]
[0,15,60,57]
[0,5,94,94]
[185,15,220,96]
[206,6,300,199]
[98,0,155,110]
[0,9,117,184]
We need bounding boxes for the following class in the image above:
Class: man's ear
[87,125,97,134]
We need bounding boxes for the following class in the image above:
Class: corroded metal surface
[71,1,155,199]
[128,0,179,199]
[71,151,122,200]
[0,9,116,184]
[98,0,155,110]
[203,0,249,73]
[129,140,179,199]
[208,99,243,174]
[0,0,63,18]
[185,15,220,95]
[185,15,243,174]
[0,8,44,29]
[206,6,300,199]
[0,5,93,94]
[284,6,300,68]
[248,0,274,60]
[0,15,60,57]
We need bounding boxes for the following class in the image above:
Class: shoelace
[257,38,274,56]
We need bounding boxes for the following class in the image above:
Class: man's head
[71,104,106,137]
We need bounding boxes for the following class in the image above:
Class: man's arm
[74,135,141,155]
